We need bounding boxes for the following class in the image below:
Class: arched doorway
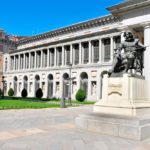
[47,74,53,98]
[35,75,40,94]
[63,73,69,99]
[14,76,18,96]
[80,72,88,98]
[23,76,28,91]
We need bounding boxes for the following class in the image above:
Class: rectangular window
[82,42,89,64]
[50,48,54,66]
[92,40,99,63]
[65,46,70,65]
[114,36,121,49]
[21,54,24,69]
[15,55,19,70]
[102,38,111,62]
[43,50,47,67]
[73,44,79,65]
[57,47,62,66]
[10,56,14,70]
[31,52,35,68]
[36,51,41,68]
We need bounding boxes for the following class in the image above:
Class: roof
[17,15,119,46]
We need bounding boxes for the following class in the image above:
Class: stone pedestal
[76,74,150,140]
[75,113,150,140]
[94,74,150,116]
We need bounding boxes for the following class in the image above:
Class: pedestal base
[75,113,150,141]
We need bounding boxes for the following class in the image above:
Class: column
[70,44,73,64]
[54,48,57,67]
[41,50,43,68]
[144,25,150,99]
[99,39,102,63]
[29,52,31,69]
[110,37,114,62]
[79,42,82,64]
[23,53,25,70]
[47,48,50,67]
[62,46,65,66]
[89,41,92,64]
[34,51,37,69]
[18,54,20,70]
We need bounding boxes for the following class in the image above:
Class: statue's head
[123,31,134,41]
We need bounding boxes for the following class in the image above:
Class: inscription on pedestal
[108,79,122,96]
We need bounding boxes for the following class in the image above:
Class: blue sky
[0,0,123,36]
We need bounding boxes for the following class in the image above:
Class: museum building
[3,0,150,101]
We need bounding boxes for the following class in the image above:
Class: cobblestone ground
[0,106,150,150]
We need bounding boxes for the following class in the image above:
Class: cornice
[107,0,150,15]
[17,15,119,46]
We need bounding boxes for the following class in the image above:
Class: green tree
[8,88,14,97]
[21,88,28,98]
[36,88,43,98]
[75,89,86,102]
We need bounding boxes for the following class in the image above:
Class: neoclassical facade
[3,0,150,101]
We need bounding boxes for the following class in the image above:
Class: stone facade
[3,0,150,100]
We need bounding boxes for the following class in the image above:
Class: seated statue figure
[108,31,145,76]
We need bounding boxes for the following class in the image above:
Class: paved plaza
[0,106,150,150]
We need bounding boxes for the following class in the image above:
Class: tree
[21,88,28,98]
[8,88,14,97]
[75,89,86,102]
[36,88,43,98]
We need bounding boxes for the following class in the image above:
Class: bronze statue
[108,31,145,76]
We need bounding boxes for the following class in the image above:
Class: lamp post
[2,76,5,99]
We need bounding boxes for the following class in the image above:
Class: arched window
[47,74,53,98]
[63,73,69,99]
[80,72,88,98]
[23,76,28,91]
[14,76,18,96]
[35,75,40,94]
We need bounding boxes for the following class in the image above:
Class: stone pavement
[0,106,150,150]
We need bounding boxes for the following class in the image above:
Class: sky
[0,0,123,36]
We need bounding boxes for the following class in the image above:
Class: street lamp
[67,63,76,106]
[2,76,6,99]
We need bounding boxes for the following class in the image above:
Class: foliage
[0,100,59,110]
[8,88,14,97]
[75,89,86,102]
[36,88,43,98]
[21,88,28,98]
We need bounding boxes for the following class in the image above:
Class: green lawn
[0,99,95,110]
[0,100,59,110]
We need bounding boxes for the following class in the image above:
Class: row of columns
[7,36,120,72]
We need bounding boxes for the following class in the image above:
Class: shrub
[0,88,3,96]
[21,88,28,98]
[36,88,43,98]
[8,88,14,97]
[75,89,86,102]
